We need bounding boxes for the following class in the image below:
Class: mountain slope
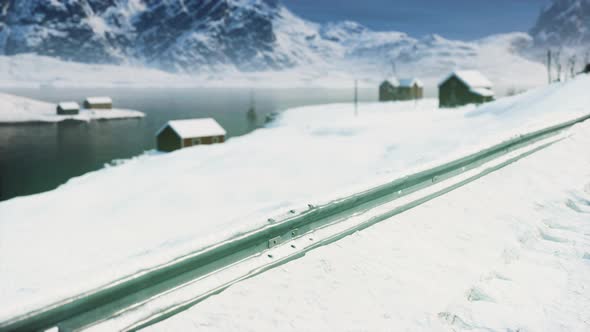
[0,0,138,63]
[530,0,590,48]
[0,0,340,71]
[0,0,547,87]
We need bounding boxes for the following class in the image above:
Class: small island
[0,92,144,124]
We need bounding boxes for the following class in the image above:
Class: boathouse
[56,102,80,115]
[379,77,400,101]
[397,78,424,100]
[156,118,226,152]
[84,97,113,110]
[439,70,494,108]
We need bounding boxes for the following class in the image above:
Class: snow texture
[470,87,495,97]
[148,118,590,332]
[0,75,589,322]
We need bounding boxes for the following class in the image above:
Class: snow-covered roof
[399,78,424,88]
[85,97,112,104]
[157,118,226,138]
[382,77,399,86]
[57,102,80,110]
[439,70,493,88]
[470,87,495,97]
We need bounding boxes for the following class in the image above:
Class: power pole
[354,79,358,117]
[391,60,397,77]
[554,49,562,82]
[547,49,552,84]
[569,55,577,79]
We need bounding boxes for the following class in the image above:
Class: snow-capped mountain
[0,0,547,87]
[0,0,342,71]
[530,0,590,49]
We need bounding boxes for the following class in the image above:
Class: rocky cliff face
[0,0,558,74]
[0,0,298,71]
[530,0,590,49]
[0,0,135,63]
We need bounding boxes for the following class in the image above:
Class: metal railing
[2,113,589,332]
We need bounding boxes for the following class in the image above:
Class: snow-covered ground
[0,40,547,94]
[148,115,590,332]
[0,92,144,123]
[0,75,589,322]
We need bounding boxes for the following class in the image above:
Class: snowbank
[149,119,590,332]
[0,75,589,321]
[0,92,144,123]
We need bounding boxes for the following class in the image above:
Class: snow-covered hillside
[0,0,546,90]
[148,118,590,332]
[0,0,327,71]
[1,74,589,322]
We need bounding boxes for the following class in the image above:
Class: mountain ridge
[530,0,590,50]
[0,0,584,75]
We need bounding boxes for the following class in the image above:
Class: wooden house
[397,78,424,100]
[84,97,113,110]
[56,102,80,115]
[156,118,226,152]
[379,77,400,101]
[439,71,494,108]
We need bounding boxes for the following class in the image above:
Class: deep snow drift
[148,116,590,332]
[0,75,589,322]
[0,92,144,123]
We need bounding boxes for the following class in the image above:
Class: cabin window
[212,136,219,143]
[192,138,201,145]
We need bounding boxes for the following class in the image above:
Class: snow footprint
[565,199,585,213]
[466,286,495,302]
[438,312,474,329]
[539,229,569,243]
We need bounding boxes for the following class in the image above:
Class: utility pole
[354,79,358,117]
[568,55,577,80]
[390,60,397,77]
[554,49,562,82]
[547,49,552,84]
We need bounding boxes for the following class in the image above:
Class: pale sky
[283,0,550,40]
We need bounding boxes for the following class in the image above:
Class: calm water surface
[0,87,376,201]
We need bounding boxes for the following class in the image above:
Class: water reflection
[0,87,376,200]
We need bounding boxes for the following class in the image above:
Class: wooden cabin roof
[399,78,424,88]
[85,97,112,104]
[157,118,226,139]
[470,87,495,97]
[439,70,493,88]
[58,102,80,110]
[381,77,400,87]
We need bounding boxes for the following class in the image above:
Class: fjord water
[0,87,376,201]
